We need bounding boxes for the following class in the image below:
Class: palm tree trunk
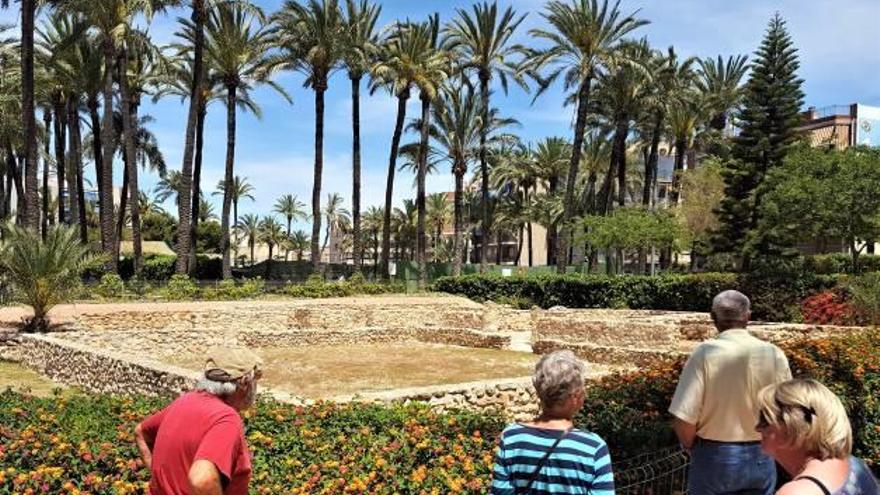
[100,42,117,271]
[176,0,206,276]
[120,50,142,275]
[479,73,490,274]
[189,104,206,274]
[66,98,81,235]
[381,90,409,279]
[416,95,430,289]
[615,116,629,207]
[557,79,591,273]
[52,96,66,225]
[233,198,239,262]
[41,109,50,237]
[495,231,503,265]
[116,159,128,246]
[452,166,464,276]
[87,98,104,214]
[249,240,254,265]
[670,138,686,205]
[220,85,236,279]
[351,75,363,272]
[310,82,327,270]
[516,225,524,266]
[21,0,38,231]
[68,98,87,243]
[285,218,292,261]
[6,143,23,222]
[643,111,663,205]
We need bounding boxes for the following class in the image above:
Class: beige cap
[204,347,263,382]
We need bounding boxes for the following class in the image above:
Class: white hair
[533,350,586,408]
[712,290,751,325]
[195,372,257,402]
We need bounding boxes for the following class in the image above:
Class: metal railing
[806,105,853,120]
[615,446,690,494]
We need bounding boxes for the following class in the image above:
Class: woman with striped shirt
[492,350,615,495]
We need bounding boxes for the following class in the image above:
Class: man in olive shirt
[669,290,792,494]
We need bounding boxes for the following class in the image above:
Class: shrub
[126,277,152,297]
[800,290,855,325]
[162,274,199,300]
[849,272,880,325]
[805,253,880,274]
[94,273,127,299]
[0,225,97,331]
[0,392,503,494]
[141,254,176,281]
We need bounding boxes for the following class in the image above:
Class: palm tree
[527,0,647,272]
[155,170,184,206]
[290,229,309,261]
[443,1,527,273]
[321,192,351,260]
[371,16,447,279]
[274,193,307,259]
[492,143,538,265]
[696,54,748,131]
[426,192,451,253]
[531,136,570,265]
[258,215,285,276]
[204,2,290,278]
[236,213,260,264]
[667,90,707,205]
[214,175,255,236]
[139,190,165,216]
[198,196,217,223]
[362,205,383,268]
[341,0,380,272]
[273,0,345,271]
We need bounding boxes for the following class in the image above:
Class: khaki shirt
[668,329,792,442]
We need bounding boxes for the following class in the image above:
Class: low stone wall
[533,339,681,367]
[19,334,198,396]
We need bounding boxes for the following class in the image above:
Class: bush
[0,392,503,494]
[434,273,736,313]
[276,279,404,298]
[161,274,199,300]
[849,272,880,325]
[94,273,127,299]
[800,290,855,325]
[141,254,176,281]
[805,253,880,274]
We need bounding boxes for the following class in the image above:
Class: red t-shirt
[141,391,252,495]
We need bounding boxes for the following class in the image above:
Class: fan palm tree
[341,0,380,271]
[371,16,448,279]
[443,1,527,273]
[362,205,383,267]
[274,193,308,258]
[273,0,345,271]
[204,2,290,278]
[527,0,647,272]
[236,213,260,264]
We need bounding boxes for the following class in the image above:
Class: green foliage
[278,279,405,299]
[203,278,266,300]
[141,211,177,244]
[126,277,152,297]
[434,273,736,313]
[141,254,177,281]
[755,146,880,268]
[161,274,199,300]
[738,257,839,322]
[196,220,223,254]
[805,254,880,275]
[0,224,97,330]
[95,273,127,299]
[714,14,805,257]
[0,392,503,493]
[849,272,880,325]
[581,208,684,256]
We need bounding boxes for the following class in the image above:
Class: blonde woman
[756,379,878,495]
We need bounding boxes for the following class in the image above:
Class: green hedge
[434,271,839,321]
[805,253,880,274]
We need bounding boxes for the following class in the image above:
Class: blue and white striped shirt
[491,424,615,495]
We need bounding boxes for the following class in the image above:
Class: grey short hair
[195,371,255,397]
[533,350,586,408]
[712,290,750,324]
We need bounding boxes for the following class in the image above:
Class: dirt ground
[170,342,538,398]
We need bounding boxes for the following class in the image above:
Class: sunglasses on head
[757,401,816,430]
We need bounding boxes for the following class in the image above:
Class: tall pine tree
[713,13,804,265]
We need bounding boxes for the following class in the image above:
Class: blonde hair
[757,379,852,459]
[533,350,585,408]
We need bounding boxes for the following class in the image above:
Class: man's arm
[672,417,698,451]
[134,423,154,470]
[189,460,224,495]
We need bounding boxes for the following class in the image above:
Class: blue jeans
[688,440,776,495]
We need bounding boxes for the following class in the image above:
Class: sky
[3,0,879,233]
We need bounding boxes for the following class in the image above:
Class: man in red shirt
[135,348,263,495]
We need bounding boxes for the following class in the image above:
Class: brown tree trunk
[310,82,327,271]
[66,98,81,234]
[416,95,430,289]
[52,96,66,225]
[120,49,142,274]
[100,42,117,271]
[478,73,490,274]
[351,75,363,272]
[41,109,50,237]
[189,88,207,272]
[21,0,38,231]
[88,99,104,215]
[68,98,87,243]
[176,0,206,276]
[557,79,591,273]
[380,90,409,279]
[616,116,629,207]
[220,85,237,279]
[670,138,686,205]
[643,111,663,205]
